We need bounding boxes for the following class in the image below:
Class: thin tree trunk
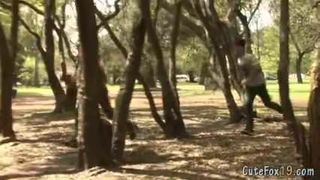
[75,0,112,169]
[278,0,309,168]
[34,56,40,87]
[111,7,146,161]
[44,0,66,113]
[193,1,242,123]
[95,7,166,134]
[141,0,188,138]
[169,0,182,87]
[137,74,166,132]
[296,53,304,84]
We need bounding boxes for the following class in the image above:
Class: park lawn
[16,80,311,101]
[266,80,311,101]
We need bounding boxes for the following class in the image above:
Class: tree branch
[19,17,46,56]
[161,0,205,40]
[96,0,122,29]
[247,0,262,24]
[94,6,128,58]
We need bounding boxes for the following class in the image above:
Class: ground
[0,83,309,180]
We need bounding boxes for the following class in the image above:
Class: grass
[17,87,53,97]
[266,80,311,101]
[16,80,312,101]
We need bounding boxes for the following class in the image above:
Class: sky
[254,1,274,28]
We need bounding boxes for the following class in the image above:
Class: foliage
[18,56,47,86]
[177,37,208,75]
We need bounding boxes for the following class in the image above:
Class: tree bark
[278,0,309,168]
[192,1,242,123]
[296,53,304,84]
[34,56,40,87]
[169,0,182,87]
[0,0,19,139]
[0,23,15,139]
[111,7,146,161]
[95,6,167,135]
[308,59,320,176]
[141,0,188,138]
[44,0,66,113]
[75,0,112,169]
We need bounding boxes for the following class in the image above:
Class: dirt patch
[0,92,306,179]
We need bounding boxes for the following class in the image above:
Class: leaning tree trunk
[278,0,309,168]
[296,53,304,84]
[141,0,188,138]
[44,0,66,113]
[308,53,320,175]
[111,6,146,161]
[193,1,242,123]
[0,0,19,139]
[75,0,112,169]
[95,6,166,135]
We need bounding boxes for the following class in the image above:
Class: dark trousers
[244,84,282,130]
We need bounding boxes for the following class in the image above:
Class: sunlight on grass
[17,80,312,101]
[266,80,311,100]
[17,87,53,97]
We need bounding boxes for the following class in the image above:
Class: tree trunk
[34,56,40,87]
[0,0,19,139]
[279,0,309,168]
[0,24,15,139]
[193,1,242,123]
[308,51,320,176]
[296,53,304,84]
[95,6,166,135]
[75,0,112,169]
[140,58,156,88]
[169,0,182,87]
[137,74,166,132]
[199,61,209,85]
[57,22,77,111]
[141,0,188,138]
[111,8,146,161]
[44,0,66,113]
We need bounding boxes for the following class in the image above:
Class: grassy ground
[17,80,311,101]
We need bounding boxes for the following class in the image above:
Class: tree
[192,0,242,123]
[169,0,182,87]
[75,0,112,169]
[289,0,320,83]
[44,0,66,113]
[308,55,320,176]
[307,1,320,175]
[0,0,19,140]
[95,3,167,132]
[141,0,188,137]
[111,4,147,161]
[270,0,320,83]
[278,0,310,169]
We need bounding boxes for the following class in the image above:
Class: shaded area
[0,94,304,179]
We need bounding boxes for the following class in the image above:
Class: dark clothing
[244,83,282,131]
